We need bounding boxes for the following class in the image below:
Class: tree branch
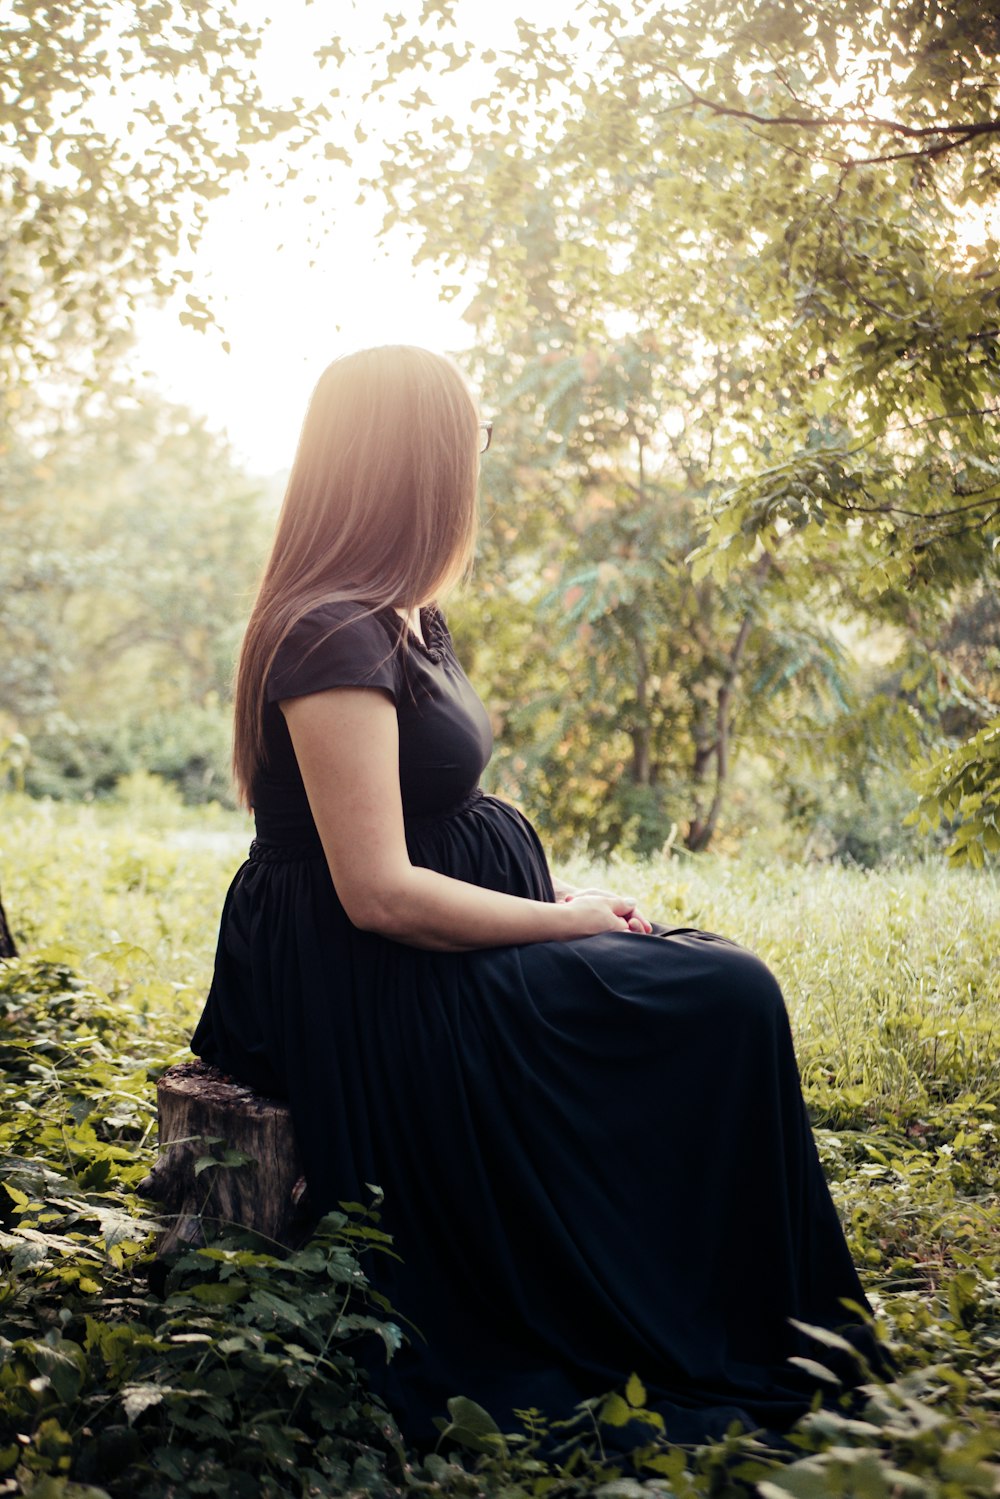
[686,609,754,851]
[666,68,1000,146]
[835,406,1000,457]
[822,488,1000,521]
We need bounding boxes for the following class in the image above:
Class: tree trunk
[138,1059,309,1255]
[686,611,754,852]
[0,887,16,959]
[630,622,652,786]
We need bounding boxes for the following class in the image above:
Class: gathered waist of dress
[249,787,487,863]
[249,836,325,864]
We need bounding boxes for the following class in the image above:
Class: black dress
[192,600,878,1447]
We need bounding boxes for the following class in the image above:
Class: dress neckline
[395,604,444,663]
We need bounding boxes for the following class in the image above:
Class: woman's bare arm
[281,687,642,951]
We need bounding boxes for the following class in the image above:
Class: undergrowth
[0,792,997,1497]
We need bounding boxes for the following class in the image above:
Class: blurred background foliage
[1,387,272,806]
[1,0,998,866]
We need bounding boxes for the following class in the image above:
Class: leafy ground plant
[0,792,997,1496]
[0,957,406,1498]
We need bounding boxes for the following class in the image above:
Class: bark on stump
[138,1059,309,1255]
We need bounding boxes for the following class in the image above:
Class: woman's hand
[555,894,645,937]
[561,887,652,935]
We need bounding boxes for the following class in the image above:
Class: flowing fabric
[192,602,878,1446]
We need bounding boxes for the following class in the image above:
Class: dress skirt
[193,788,878,1447]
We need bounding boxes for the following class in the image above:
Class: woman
[192,344,880,1448]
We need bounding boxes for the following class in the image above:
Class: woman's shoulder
[267,598,402,705]
[292,596,397,629]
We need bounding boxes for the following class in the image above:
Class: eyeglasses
[479,421,493,454]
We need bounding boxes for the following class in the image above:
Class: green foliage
[910,714,1000,867]
[0,955,404,1497]
[1,796,998,1495]
[768,761,931,869]
[445,341,902,857]
[361,0,1000,861]
[0,390,271,807]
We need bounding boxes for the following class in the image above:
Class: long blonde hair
[232,345,480,804]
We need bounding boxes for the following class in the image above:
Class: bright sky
[132,0,584,475]
[133,196,472,476]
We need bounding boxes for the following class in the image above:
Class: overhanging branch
[666,68,1000,151]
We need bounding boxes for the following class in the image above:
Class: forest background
[1,0,997,868]
[1,4,999,1496]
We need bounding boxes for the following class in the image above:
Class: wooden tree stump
[138,1059,309,1255]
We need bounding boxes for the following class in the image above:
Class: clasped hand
[559,886,652,935]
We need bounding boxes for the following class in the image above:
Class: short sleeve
[266,602,400,705]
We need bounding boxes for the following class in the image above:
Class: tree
[363,0,1000,858]
[0,388,271,803]
[0,0,343,392]
[447,333,875,855]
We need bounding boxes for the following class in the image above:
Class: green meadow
[1,789,996,1497]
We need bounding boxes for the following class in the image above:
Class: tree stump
[138,1059,309,1255]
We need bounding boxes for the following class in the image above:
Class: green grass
[0,781,250,1001]
[0,790,998,1497]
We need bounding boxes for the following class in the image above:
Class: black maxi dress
[192,600,878,1447]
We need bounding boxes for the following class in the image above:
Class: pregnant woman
[192,344,880,1447]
